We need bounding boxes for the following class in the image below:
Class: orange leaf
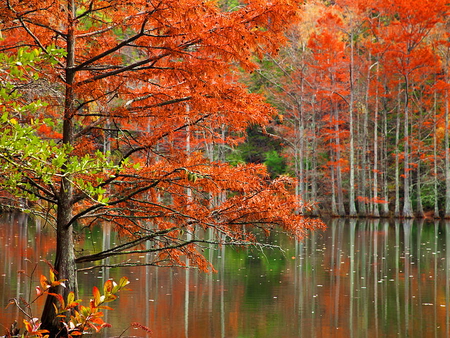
[69,331,83,336]
[40,275,49,289]
[23,319,33,333]
[103,279,113,294]
[97,305,113,310]
[92,286,101,307]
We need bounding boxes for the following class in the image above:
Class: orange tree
[0,0,323,335]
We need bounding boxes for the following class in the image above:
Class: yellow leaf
[68,291,74,304]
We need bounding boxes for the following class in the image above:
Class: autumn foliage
[256,0,450,217]
[8,268,131,337]
[0,0,323,335]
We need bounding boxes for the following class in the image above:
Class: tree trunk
[381,89,391,217]
[348,32,357,217]
[331,166,338,216]
[310,96,319,215]
[41,1,78,335]
[415,110,424,218]
[40,203,77,336]
[334,107,346,216]
[295,97,305,211]
[445,88,450,218]
[372,62,380,217]
[433,92,440,218]
[358,98,368,217]
[416,162,424,218]
[394,88,401,218]
[402,77,414,218]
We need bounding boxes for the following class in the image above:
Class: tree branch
[73,19,148,71]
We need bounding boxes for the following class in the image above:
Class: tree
[231,2,321,215]
[434,17,450,218]
[373,0,447,217]
[0,0,324,335]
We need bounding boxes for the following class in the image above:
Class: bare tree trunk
[433,92,440,218]
[416,161,424,218]
[334,108,346,216]
[394,88,401,218]
[445,88,450,218]
[415,105,424,218]
[381,102,390,217]
[295,90,305,211]
[348,32,357,217]
[372,62,380,217]
[402,77,414,218]
[336,156,346,216]
[331,166,338,216]
[310,96,319,215]
[358,99,368,217]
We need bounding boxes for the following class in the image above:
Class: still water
[1,213,450,337]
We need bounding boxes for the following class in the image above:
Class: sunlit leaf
[49,270,55,284]
[92,286,101,307]
[103,279,113,294]
[23,319,33,333]
[40,275,49,289]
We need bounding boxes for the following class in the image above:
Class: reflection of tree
[0,214,53,324]
[3,217,450,336]
[446,220,450,336]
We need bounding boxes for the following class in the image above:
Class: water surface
[1,214,449,337]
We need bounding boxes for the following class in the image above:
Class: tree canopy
[253,0,450,218]
[0,0,322,335]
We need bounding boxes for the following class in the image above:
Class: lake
[1,213,449,337]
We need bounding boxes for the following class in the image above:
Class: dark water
[1,214,450,337]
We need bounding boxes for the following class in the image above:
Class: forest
[0,0,450,335]
[247,0,450,218]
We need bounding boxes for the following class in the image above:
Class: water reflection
[1,215,450,337]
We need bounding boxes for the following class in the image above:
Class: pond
[1,213,450,337]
